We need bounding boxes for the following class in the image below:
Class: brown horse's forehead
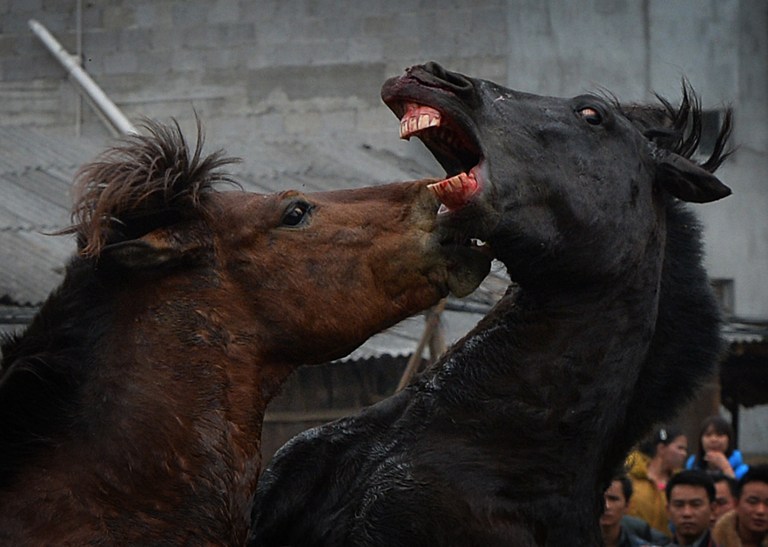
[211,190,270,212]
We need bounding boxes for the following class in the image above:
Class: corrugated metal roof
[6,125,763,364]
[0,124,506,360]
[6,125,763,363]
[722,320,768,344]
[0,126,439,304]
[0,126,105,306]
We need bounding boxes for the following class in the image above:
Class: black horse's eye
[281,202,311,227]
[578,107,603,125]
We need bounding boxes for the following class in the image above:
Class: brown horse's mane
[618,81,733,173]
[0,119,240,485]
[67,118,240,257]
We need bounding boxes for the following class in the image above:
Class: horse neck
[423,201,720,499]
[427,214,671,452]
[0,261,296,540]
[426,248,663,453]
[619,202,723,452]
[83,277,293,463]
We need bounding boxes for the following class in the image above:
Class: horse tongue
[427,171,478,212]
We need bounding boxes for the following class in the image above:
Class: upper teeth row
[399,113,441,139]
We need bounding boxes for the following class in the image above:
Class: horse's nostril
[423,61,446,77]
[423,61,473,94]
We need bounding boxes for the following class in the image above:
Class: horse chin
[446,246,492,297]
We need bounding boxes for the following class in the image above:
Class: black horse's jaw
[396,102,484,211]
[397,103,481,174]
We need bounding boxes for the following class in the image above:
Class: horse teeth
[428,181,445,196]
[400,110,442,140]
[448,174,463,189]
[427,180,447,200]
[417,113,440,131]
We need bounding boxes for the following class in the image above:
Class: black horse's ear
[655,151,731,203]
[99,229,197,270]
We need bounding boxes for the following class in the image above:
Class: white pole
[74,0,82,136]
[28,19,137,135]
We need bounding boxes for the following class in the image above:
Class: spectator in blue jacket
[685,415,749,480]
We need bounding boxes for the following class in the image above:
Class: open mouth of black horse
[384,99,484,212]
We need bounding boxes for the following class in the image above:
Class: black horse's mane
[620,82,733,173]
[617,84,732,448]
[612,87,733,455]
[0,119,240,486]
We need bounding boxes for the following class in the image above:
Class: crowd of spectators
[600,417,768,547]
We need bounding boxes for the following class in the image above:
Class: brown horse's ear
[655,151,731,203]
[100,229,197,270]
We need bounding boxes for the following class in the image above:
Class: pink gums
[427,169,479,211]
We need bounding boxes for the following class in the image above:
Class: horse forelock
[620,82,733,174]
[68,118,241,257]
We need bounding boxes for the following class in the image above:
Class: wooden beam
[396,299,446,392]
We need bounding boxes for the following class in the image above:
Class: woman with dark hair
[685,415,750,480]
[626,424,689,538]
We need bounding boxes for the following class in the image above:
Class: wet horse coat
[0,120,489,545]
[250,64,732,546]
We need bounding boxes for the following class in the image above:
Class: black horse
[250,63,732,546]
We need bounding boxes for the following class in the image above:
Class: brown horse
[0,120,490,545]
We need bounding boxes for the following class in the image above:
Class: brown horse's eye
[578,107,602,125]
[281,202,311,227]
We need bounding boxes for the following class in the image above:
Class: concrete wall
[2,0,766,452]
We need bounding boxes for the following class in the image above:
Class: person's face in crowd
[713,479,736,523]
[736,480,768,539]
[600,480,628,529]
[660,434,689,470]
[701,426,729,454]
[667,484,713,545]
